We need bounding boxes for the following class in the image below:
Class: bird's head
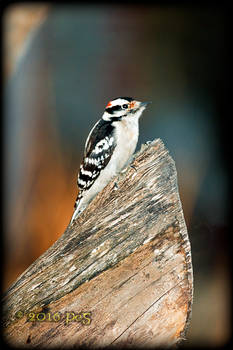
[102,97,151,122]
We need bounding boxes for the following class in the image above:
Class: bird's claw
[130,164,137,172]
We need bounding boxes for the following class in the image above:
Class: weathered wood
[3,139,193,348]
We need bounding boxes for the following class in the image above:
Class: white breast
[79,117,139,209]
[112,117,139,171]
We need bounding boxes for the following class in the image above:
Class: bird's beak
[139,101,152,108]
[129,101,152,110]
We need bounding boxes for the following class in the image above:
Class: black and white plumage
[70,97,150,224]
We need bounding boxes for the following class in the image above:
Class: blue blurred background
[3,3,230,346]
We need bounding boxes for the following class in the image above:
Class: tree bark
[3,139,193,348]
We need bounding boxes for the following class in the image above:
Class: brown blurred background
[3,3,231,347]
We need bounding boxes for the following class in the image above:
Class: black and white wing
[74,119,116,206]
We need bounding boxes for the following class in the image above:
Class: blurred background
[3,3,230,346]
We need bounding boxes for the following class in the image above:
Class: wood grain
[3,139,193,347]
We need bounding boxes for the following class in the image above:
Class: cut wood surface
[3,139,193,348]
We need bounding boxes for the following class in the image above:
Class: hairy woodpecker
[70,97,150,224]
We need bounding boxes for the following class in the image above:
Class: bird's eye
[122,104,128,109]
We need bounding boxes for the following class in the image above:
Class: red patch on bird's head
[129,101,136,109]
[106,101,112,108]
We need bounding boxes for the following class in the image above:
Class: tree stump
[2,139,193,348]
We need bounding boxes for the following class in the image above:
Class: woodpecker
[70,97,150,224]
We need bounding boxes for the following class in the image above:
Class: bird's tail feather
[69,197,85,225]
